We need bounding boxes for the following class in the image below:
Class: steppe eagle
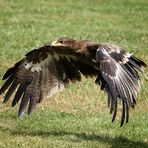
[0,37,147,126]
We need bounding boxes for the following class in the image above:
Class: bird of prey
[0,37,147,126]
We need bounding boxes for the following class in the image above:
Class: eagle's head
[51,37,76,48]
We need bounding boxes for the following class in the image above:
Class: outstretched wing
[96,43,147,126]
[0,44,98,117]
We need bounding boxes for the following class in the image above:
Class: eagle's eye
[59,40,64,44]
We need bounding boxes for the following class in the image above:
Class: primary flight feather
[0,37,147,126]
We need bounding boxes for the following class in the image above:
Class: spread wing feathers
[96,44,147,126]
[0,45,98,117]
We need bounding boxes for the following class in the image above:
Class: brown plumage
[0,37,147,127]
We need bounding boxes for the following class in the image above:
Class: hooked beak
[50,40,63,46]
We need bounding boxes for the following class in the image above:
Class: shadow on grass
[1,126,148,148]
[20,131,148,148]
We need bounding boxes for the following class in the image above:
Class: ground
[0,0,148,147]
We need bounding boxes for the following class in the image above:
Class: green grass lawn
[0,0,148,147]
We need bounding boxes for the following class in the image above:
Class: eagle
[0,37,147,127]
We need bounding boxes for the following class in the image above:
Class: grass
[0,0,148,147]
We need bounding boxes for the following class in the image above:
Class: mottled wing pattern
[0,44,99,117]
[0,46,63,116]
[96,43,147,126]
